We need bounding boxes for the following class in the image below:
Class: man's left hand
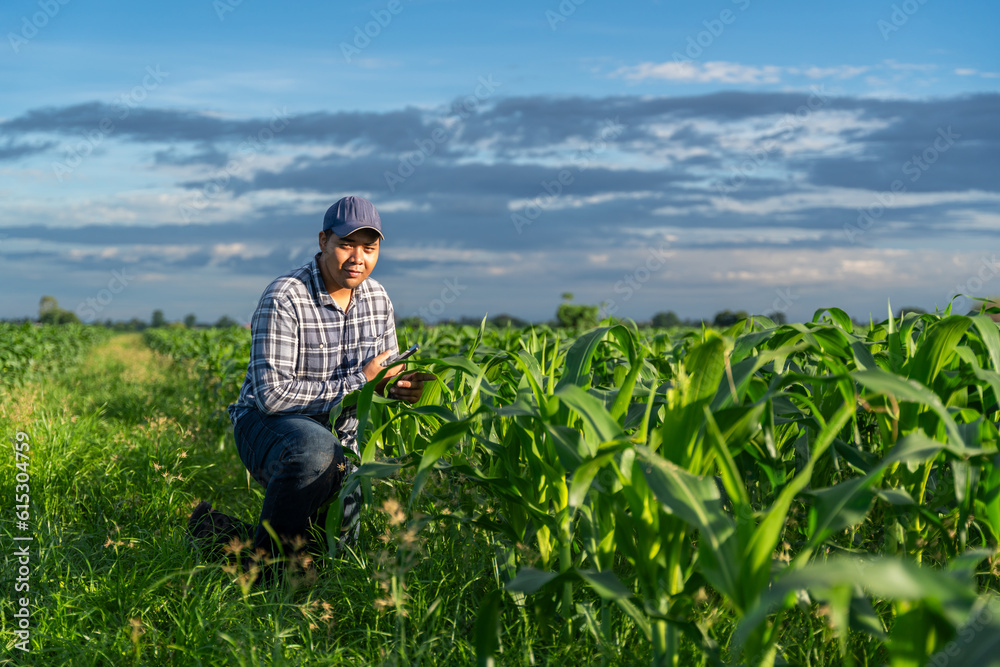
[388,372,437,404]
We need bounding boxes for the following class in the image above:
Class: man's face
[318,228,381,293]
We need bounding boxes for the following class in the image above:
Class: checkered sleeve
[249,292,367,415]
[382,299,398,356]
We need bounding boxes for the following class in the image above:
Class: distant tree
[38,296,80,325]
[556,293,599,329]
[151,310,166,328]
[398,316,423,329]
[712,309,749,328]
[766,311,788,325]
[651,311,681,328]
[214,315,239,328]
[39,296,59,320]
[184,313,197,329]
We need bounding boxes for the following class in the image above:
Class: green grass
[1,333,634,665]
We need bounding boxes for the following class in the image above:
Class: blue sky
[1,0,998,324]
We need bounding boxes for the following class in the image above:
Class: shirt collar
[309,253,334,307]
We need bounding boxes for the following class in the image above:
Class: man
[227,195,434,574]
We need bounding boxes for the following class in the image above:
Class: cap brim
[326,223,385,240]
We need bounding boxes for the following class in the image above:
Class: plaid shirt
[228,253,397,453]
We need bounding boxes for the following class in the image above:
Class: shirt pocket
[301,340,332,378]
[355,333,382,365]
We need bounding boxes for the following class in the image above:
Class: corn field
[3,309,1000,665]
[139,307,1000,665]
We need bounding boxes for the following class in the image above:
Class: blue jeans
[233,408,360,557]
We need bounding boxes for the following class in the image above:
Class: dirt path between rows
[79,332,169,386]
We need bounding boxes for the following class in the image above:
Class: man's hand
[387,371,436,404]
[364,349,403,383]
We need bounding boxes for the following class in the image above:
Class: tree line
[17,294,948,330]
[12,297,244,330]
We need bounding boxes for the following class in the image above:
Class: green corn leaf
[577,568,632,599]
[876,488,916,506]
[615,598,653,641]
[505,568,561,594]
[407,404,460,422]
[468,313,488,360]
[556,326,617,391]
[976,454,1000,542]
[568,453,616,508]
[609,353,644,423]
[684,336,726,406]
[635,446,739,602]
[702,406,751,508]
[881,430,946,466]
[474,589,502,667]
[970,314,1000,372]
[735,555,979,659]
[805,476,877,546]
[543,423,587,471]
[513,350,551,413]
[743,401,855,602]
[555,384,624,445]
[938,610,1000,667]
[813,306,855,333]
[731,329,774,364]
[852,368,965,447]
[711,354,769,410]
[850,340,878,370]
[411,419,472,501]
[905,315,972,386]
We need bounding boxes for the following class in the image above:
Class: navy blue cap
[322,196,384,240]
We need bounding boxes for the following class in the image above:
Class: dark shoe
[187,500,255,562]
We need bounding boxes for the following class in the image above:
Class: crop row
[0,322,108,386]
[144,310,1000,665]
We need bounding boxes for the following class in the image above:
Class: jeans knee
[298,444,338,477]
[287,435,343,487]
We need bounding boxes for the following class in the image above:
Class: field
[3,310,1000,666]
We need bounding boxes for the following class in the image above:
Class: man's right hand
[363,349,404,383]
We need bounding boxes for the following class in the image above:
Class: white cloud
[506,190,657,213]
[798,65,869,79]
[954,67,1000,78]
[612,61,783,84]
[882,60,937,72]
[710,188,1000,216]
[608,58,983,95]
